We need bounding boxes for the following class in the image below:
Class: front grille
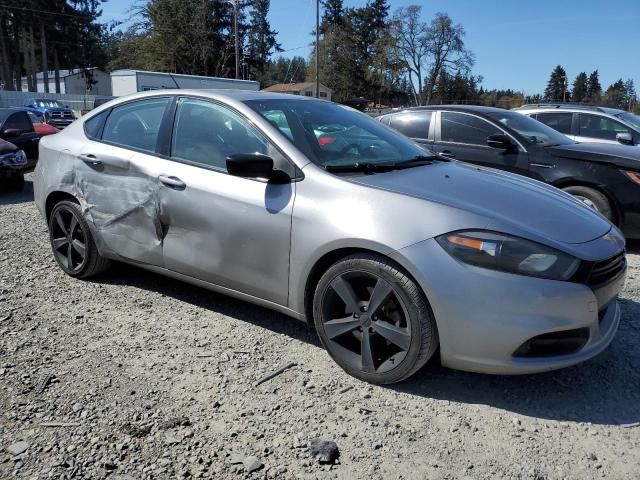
[50,111,74,119]
[587,252,626,286]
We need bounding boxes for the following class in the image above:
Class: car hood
[548,142,640,169]
[347,161,611,245]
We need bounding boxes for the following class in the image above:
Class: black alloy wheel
[314,254,438,384]
[48,200,110,278]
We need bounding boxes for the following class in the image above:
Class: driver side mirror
[616,132,634,146]
[487,134,516,151]
[226,153,290,183]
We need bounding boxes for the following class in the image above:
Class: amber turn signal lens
[624,171,640,185]
[447,235,484,251]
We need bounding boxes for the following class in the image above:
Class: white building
[21,68,112,95]
[110,69,260,96]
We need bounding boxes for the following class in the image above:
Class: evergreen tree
[603,79,627,109]
[570,72,588,102]
[544,65,570,102]
[586,70,602,103]
[623,78,637,110]
[320,0,344,34]
[246,0,282,83]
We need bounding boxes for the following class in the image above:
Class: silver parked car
[34,90,627,384]
[515,104,640,147]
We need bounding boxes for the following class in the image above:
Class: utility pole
[562,75,567,102]
[227,0,240,80]
[315,0,320,98]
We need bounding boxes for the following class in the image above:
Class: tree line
[0,0,638,114]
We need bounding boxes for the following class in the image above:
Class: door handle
[440,150,456,158]
[159,175,186,190]
[78,154,102,167]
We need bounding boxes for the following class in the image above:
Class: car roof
[515,104,627,115]
[377,105,509,116]
[106,89,324,104]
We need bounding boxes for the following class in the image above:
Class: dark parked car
[378,106,640,238]
[0,138,27,191]
[23,98,76,129]
[0,108,39,167]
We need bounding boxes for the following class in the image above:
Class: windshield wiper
[324,155,436,173]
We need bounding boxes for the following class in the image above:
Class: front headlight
[436,230,580,280]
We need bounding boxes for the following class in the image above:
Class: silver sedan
[33,90,626,384]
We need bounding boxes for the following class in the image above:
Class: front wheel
[48,200,111,279]
[562,186,614,222]
[313,254,439,384]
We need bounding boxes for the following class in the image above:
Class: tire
[4,173,24,192]
[48,200,111,279]
[562,185,614,222]
[313,253,439,384]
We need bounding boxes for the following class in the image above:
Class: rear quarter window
[84,110,109,139]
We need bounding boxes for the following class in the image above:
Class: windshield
[486,110,574,147]
[616,112,640,130]
[244,99,433,168]
[35,100,63,109]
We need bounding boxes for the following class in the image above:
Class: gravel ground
[1,176,639,480]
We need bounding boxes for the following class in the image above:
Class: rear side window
[84,111,108,139]
[577,114,633,141]
[440,112,501,145]
[4,112,33,132]
[102,97,170,153]
[535,112,573,135]
[388,112,432,139]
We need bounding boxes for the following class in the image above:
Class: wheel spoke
[330,276,361,313]
[361,329,375,373]
[324,316,360,339]
[69,215,78,236]
[71,239,86,257]
[373,320,411,350]
[367,279,392,316]
[66,243,74,270]
[52,237,69,251]
[54,212,66,233]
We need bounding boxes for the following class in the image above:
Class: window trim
[82,96,173,158]
[436,110,527,152]
[162,95,302,182]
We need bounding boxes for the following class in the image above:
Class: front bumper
[392,236,626,375]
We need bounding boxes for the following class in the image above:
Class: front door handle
[159,175,186,190]
[440,150,456,158]
[78,154,102,167]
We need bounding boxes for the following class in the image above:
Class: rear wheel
[562,186,613,222]
[48,200,110,278]
[313,254,438,384]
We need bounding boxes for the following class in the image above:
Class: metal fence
[0,90,96,116]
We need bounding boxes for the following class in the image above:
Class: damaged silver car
[34,90,626,384]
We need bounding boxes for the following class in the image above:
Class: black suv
[378,105,640,238]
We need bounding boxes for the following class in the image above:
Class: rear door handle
[440,150,456,158]
[159,175,186,190]
[78,154,102,167]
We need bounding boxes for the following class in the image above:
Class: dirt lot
[1,176,639,480]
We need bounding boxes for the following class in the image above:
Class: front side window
[102,97,169,153]
[535,112,573,135]
[171,97,271,172]
[486,110,573,147]
[440,112,501,145]
[389,112,432,139]
[578,114,633,141]
[4,112,32,132]
[616,112,640,130]
[245,99,431,168]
